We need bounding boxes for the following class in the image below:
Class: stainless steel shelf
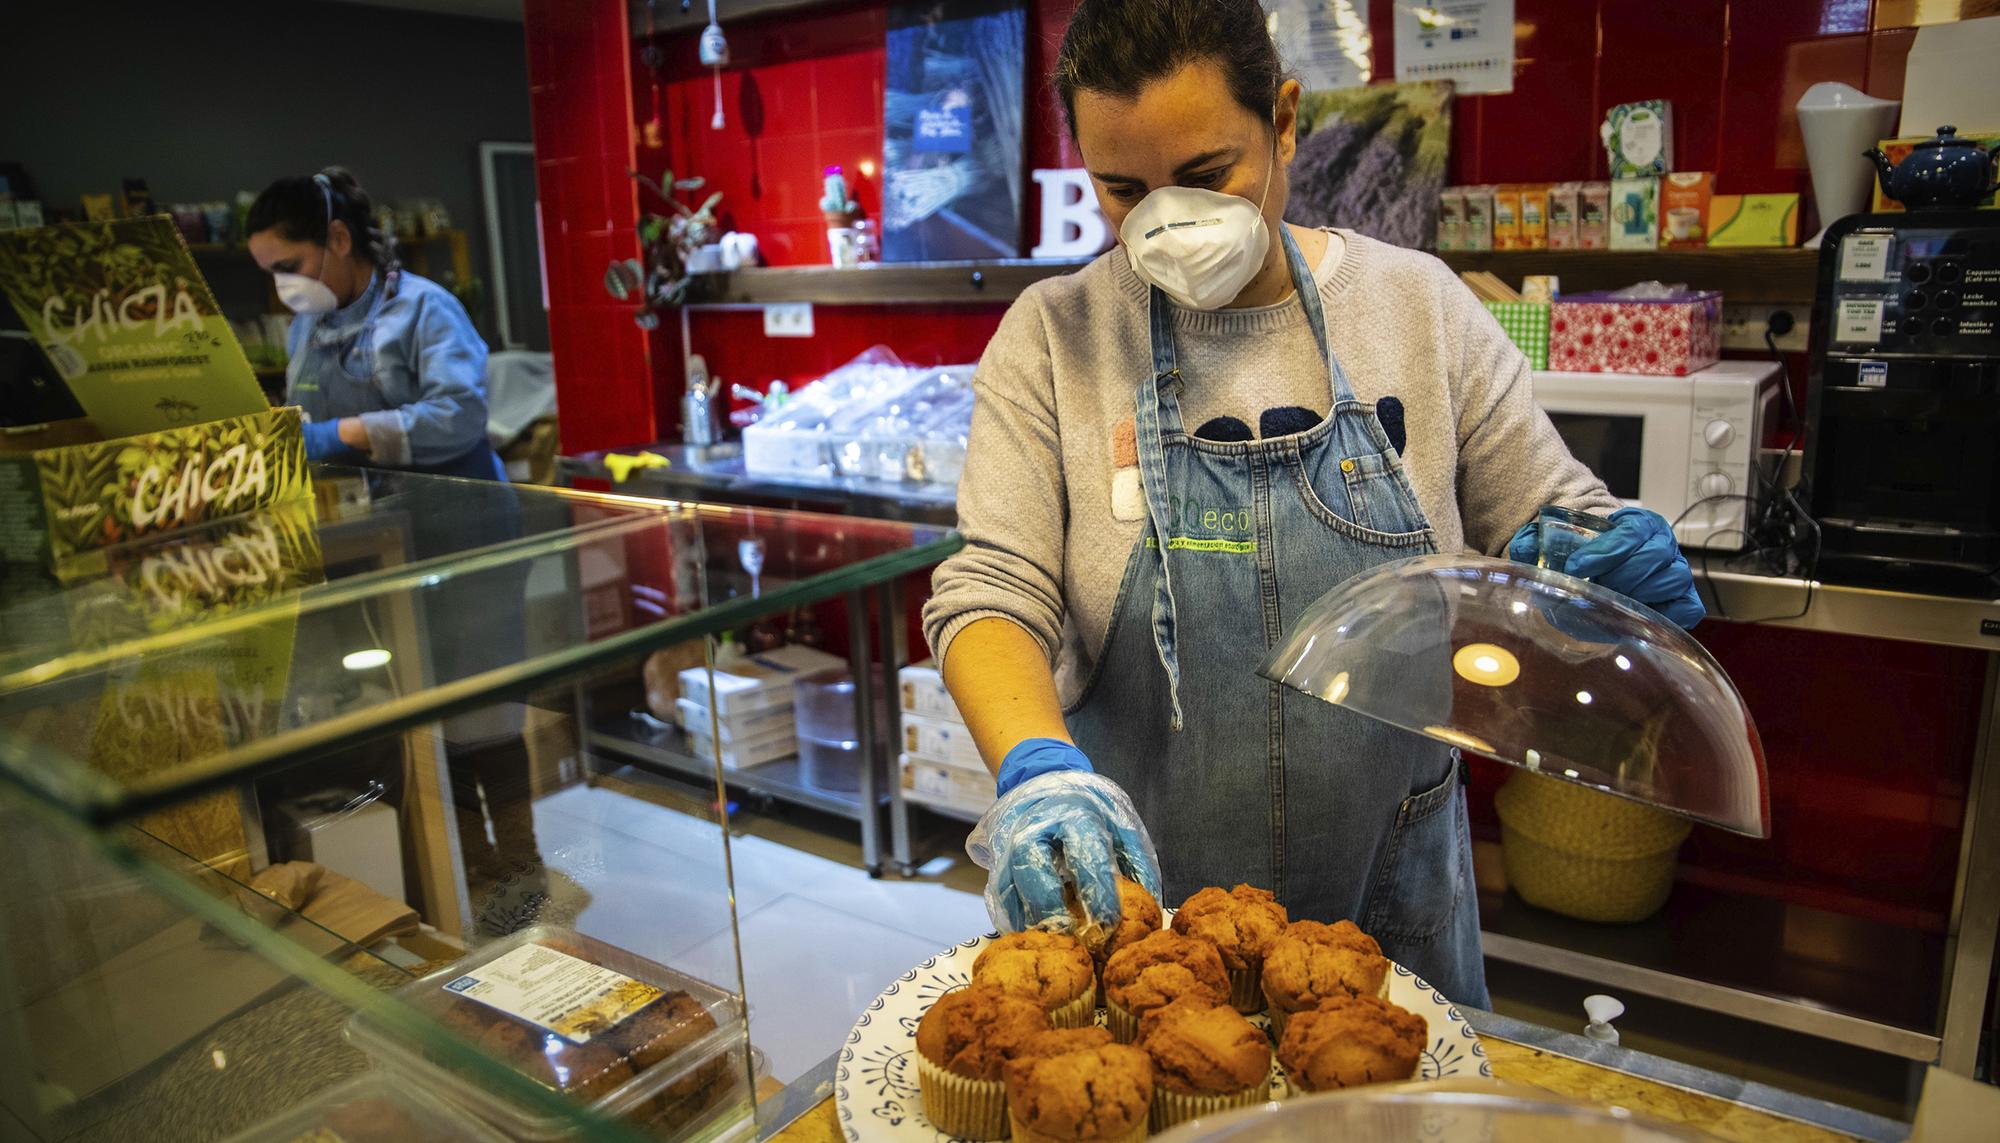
[586,714,888,822]
[1694,565,2000,650]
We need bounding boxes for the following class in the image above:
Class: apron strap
[1135,224,1335,731]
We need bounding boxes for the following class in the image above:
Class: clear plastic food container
[793,667,892,792]
[1153,1082,1716,1143]
[220,1073,512,1142]
[347,925,753,1141]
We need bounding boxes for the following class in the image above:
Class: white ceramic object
[833,930,1490,1143]
[1797,82,1900,247]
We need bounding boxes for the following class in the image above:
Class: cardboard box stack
[898,660,995,818]
[676,644,845,769]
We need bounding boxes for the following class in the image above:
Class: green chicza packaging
[1,405,309,566]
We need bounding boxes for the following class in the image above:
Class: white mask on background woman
[274,269,339,315]
[1118,137,1277,310]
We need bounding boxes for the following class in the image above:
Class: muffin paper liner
[1150,1078,1272,1133]
[1106,999,1139,1044]
[1050,989,1095,1031]
[1226,966,1264,1014]
[1011,1109,1150,1143]
[919,1055,1009,1141]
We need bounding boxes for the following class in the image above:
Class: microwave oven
[1531,361,1783,551]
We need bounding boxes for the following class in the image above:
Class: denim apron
[1067,229,1488,1006]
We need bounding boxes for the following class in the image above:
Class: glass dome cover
[1259,555,1768,837]
[1153,1083,1718,1143]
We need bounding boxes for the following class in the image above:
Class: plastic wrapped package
[743,348,975,487]
[221,1074,511,1143]
[347,925,753,1140]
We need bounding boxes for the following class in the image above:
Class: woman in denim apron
[937,0,1707,1011]
[247,168,504,481]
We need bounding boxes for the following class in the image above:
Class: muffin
[1101,930,1230,1043]
[917,982,1054,1140]
[1275,995,1427,1091]
[1017,1025,1116,1060]
[1170,885,1288,1013]
[975,930,1098,1029]
[1259,919,1391,1042]
[1136,1000,1273,1131]
[1004,1040,1154,1143]
[1068,876,1165,973]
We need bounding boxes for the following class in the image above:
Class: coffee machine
[1803,210,2000,595]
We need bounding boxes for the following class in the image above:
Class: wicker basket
[1493,770,1691,923]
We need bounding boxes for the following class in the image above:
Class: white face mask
[1119,138,1277,310]
[274,271,339,315]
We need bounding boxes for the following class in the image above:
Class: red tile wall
[524,0,657,455]
[529,0,1978,932]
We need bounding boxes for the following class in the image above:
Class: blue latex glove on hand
[303,418,363,463]
[967,759,1163,934]
[996,737,1093,797]
[1530,507,1704,627]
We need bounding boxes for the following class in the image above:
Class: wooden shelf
[1439,248,1823,305]
[684,258,1090,307]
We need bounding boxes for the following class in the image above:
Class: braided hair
[247,167,401,274]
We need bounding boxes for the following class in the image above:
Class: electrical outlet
[763,303,814,338]
[1720,303,1809,352]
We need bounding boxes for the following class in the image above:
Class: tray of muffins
[346,925,755,1141]
[836,882,1489,1143]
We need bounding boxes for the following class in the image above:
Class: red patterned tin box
[1548,291,1722,375]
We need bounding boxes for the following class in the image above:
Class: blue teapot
[1866,126,1999,210]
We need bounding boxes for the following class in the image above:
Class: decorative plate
[834,931,1490,1143]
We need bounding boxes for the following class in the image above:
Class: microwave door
[1531,377,1696,527]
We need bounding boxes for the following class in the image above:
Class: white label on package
[442,943,662,1044]
[1839,235,1891,281]
[1858,360,1889,388]
[1835,299,1885,343]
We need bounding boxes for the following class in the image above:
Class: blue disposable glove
[303,418,363,463]
[996,737,1093,797]
[1563,507,1705,628]
[967,758,1163,934]
[1506,520,1541,565]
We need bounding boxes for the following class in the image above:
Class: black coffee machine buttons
[1935,288,1960,309]
[1906,262,1933,284]
[1932,317,1958,336]
[1903,315,1928,336]
[1907,289,1930,310]
[1938,261,1964,283]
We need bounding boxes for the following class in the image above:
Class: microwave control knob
[1699,471,1733,500]
[1702,419,1736,449]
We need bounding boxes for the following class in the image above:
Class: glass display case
[0,468,960,1142]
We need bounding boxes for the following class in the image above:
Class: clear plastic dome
[1154,1084,1717,1143]
[1258,555,1768,837]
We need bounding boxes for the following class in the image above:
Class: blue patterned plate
[834,928,1489,1143]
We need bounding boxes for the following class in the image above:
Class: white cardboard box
[675,696,794,744]
[898,661,962,724]
[902,711,983,772]
[902,754,994,816]
[679,644,844,717]
[687,721,797,770]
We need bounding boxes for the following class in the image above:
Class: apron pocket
[1362,755,1470,945]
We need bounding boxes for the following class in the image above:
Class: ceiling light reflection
[1452,642,1520,687]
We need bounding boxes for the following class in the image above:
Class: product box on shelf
[346,925,753,1142]
[1436,187,1466,251]
[1491,186,1523,250]
[902,753,996,818]
[1548,292,1723,375]
[1603,100,1674,177]
[898,660,962,723]
[1518,185,1551,250]
[1482,302,1552,370]
[687,722,797,770]
[1547,183,1580,249]
[1660,172,1714,248]
[1461,186,1495,251]
[1609,177,1661,250]
[903,710,984,772]
[1707,194,1801,247]
[678,644,844,717]
[1578,182,1611,249]
[674,697,794,745]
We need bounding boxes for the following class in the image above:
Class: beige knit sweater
[923,229,1618,707]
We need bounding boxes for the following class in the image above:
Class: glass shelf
[0,468,960,1142]
[0,467,959,822]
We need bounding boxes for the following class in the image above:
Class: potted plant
[604,169,722,328]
